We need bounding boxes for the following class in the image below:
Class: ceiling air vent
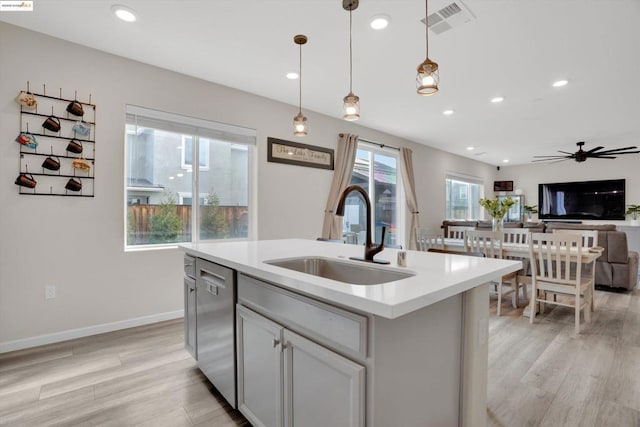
[421,0,476,35]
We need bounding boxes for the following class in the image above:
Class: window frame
[124,106,256,251]
[349,141,405,248]
[445,173,485,220]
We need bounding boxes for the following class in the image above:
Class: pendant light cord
[425,0,429,59]
[299,42,302,114]
[349,7,353,93]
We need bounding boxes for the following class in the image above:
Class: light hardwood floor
[1,287,639,426]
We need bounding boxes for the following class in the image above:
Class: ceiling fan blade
[587,156,618,159]
[557,151,574,155]
[586,146,605,153]
[594,146,639,154]
[532,155,569,159]
[532,158,568,162]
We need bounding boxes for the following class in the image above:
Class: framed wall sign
[267,137,334,170]
[493,180,514,192]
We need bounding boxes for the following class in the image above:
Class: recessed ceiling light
[112,4,137,22]
[286,72,299,80]
[466,146,475,151]
[502,159,510,163]
[491,96,504,103]
[443,109,454,115]
[552,79,568,87]
[168,176,175,180]
[370,14,391,30]
[176,173,184,177]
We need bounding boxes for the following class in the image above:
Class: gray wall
[0,22,498,348]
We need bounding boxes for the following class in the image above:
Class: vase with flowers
[479,197,516,231]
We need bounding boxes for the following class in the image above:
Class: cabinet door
[283,330,365,427]
[237,305,283,427]
[183,276,197,359]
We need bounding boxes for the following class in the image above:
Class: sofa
[441,220,639,290]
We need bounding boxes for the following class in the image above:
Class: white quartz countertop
[181,239,521,319]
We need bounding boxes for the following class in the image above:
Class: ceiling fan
[532,141,640,163]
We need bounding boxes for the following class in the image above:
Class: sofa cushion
[607,232,629,263]
[523,222,545,232]
[544,223,617,232]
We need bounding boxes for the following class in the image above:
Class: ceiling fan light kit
[532,141,640,163]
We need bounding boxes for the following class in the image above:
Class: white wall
[498,156,640,225]
[0,23,497,348]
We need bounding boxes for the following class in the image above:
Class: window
[125,106,255,248]
[445,175,483,220]
[345,143,404,247]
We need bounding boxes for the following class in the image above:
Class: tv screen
[538,179,625,221]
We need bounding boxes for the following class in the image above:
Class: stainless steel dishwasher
[195,258,236,408]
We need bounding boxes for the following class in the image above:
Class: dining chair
[465,230,522,316]
[502,228,531,301]
[447,225,474,240]
[552,229,598,311]
[528,232,593,334]
[415,228,444,251]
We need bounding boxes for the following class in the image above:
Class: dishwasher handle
[200,269,226,296]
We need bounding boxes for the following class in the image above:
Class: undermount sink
[264,256,414,285]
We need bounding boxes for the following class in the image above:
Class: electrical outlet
[45,285,56,300]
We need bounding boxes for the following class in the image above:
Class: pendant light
[416,0,439,95]
[343,0,360,121]
[293,34,308,137]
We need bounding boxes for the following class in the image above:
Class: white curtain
[400,147,420,250]
[322,133,358,239]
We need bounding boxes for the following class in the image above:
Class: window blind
[125,105,256,145]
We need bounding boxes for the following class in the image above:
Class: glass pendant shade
[293,112,308,136]
[416,58,439,96]
[343,92,360,121]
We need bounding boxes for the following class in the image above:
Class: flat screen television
[538,179,625,221]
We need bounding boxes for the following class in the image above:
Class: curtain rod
[339,134,400,151]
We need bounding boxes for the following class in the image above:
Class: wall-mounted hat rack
[15,82,96,197]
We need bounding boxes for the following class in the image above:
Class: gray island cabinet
[181,239,521,427]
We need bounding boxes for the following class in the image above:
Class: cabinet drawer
[184,254,196,278]
[238,273,367,360]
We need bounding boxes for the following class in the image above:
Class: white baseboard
[0,310,184,354]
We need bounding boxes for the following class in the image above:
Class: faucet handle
[379,226,386,248]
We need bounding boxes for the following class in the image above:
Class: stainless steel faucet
[336,185,389,264]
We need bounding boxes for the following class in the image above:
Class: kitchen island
[181,239,521,427]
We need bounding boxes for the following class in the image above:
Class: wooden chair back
[447,225,474,240]
[529,232,583,284]
[502,228,530,245]
[415,228,444,251]
[552,229,598,249]
[464,230,503,259]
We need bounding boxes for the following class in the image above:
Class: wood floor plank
[594,399,640,426]
[603,343,640,413]
[538,334,617,426]
[39,344,190,399]
[0,385,95,426]
[0,352,121,398]
[135,407,193,427]
[0,342,73,373]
